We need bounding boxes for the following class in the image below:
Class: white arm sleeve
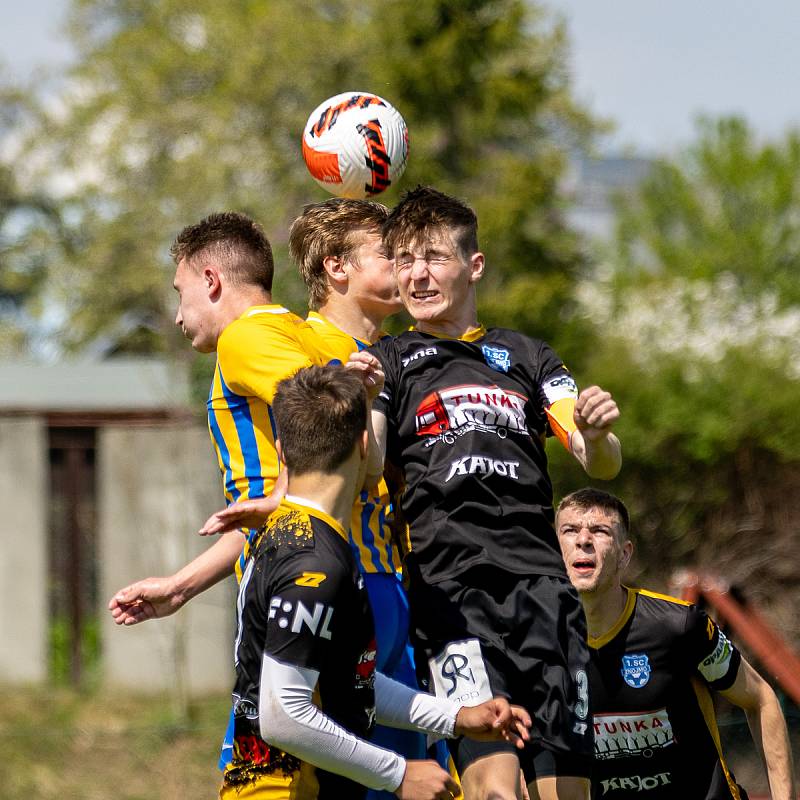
[258,654,406,792]
[375,671,457,738]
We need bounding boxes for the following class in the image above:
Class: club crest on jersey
[481,345,511,373]
[621,654,651,688]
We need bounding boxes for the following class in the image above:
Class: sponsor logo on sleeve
[621,653,651,688]
[415,385,528,447]
[481,345,511,373]
[268,596,334,640]
[542,373,578,405]
[594,709,674,761]
[698,629,734,683]
[355,638,377,690]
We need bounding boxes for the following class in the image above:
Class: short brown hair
[289,198,389,310]
[382,185,479,261]
[170,211,274,291]
[557,488,631,539]
[273,365,367,475]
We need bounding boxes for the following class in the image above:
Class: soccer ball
[302,91,409,199]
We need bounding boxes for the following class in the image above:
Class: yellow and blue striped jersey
[306,311,400,575]
[208,305,331,579]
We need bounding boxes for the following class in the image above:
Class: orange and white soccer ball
[302,91,409,199]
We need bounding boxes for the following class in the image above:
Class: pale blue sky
[3,0,800,155]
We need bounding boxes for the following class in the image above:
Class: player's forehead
[557,504,621,530]
[394,225,459,256]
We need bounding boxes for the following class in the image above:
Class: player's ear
[203,265,223,299]
[322,255,348,287]
[276,439,286,467]
[619,539,633,571]
[468,252,485,284]
[358,429,369,459]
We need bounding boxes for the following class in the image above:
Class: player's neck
[316,299,385,345]
[223,288,275,326]
[581,585,629,640]
[286,470,359,533]
[416,317,480,339]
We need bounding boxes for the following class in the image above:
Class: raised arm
[569,385,621,480]
[720,658,796,800]
[345,350,388,489]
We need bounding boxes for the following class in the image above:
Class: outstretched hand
[454,697,532,749]
[345,351,385,403]
[199,495,278,536]
[574,385,619,442]
[108,577,184,626]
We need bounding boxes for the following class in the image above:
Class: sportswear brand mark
[402,347,438,367]
[445,455,520,483]
[600,773,671,794]
[268,596,334,640]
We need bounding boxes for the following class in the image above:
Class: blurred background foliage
[1,0,799,656]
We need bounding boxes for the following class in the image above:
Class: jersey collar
[409,323,486,342]
[588,586,637,650]
[242,304,289,318]
[306,310,379,349]
[282,495,349,543]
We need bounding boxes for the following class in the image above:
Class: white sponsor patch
[429,639,492,708]
[698,629,734,683]
[415,385,529,447]
[594,708,674,760]
[542,373,578,405]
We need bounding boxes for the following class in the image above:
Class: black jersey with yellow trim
[589,587,745,800]
[225,498,377,799]
[370,326,578,585]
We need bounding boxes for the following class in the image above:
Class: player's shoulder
[219,306,301,348]
[259,504,319,555]
[631,587,696,633]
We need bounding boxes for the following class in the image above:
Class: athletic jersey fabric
[370,326,578,585]
[223,498,377,799]
[305,311,399,575]
[208,305,330,572]
[589,587,745,799]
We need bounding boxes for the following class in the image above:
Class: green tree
[0,82,68,355]
[16,0,598,354]
[567,117,800,620]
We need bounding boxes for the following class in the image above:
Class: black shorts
[407,566,593,782]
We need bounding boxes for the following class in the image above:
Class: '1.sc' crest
[481,345,511,373]
[621,653,651,688]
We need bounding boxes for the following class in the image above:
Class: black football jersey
[370,326,576,585]
[224,498,377,798]
[589,588,745,800]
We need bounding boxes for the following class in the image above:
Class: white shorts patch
[429,638,493,709]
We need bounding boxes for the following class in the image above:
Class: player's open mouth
[572,559,595,574]
[412,291,438,300]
